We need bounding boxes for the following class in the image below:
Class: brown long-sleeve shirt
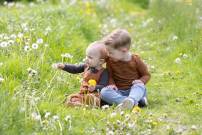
[107,54,151,90]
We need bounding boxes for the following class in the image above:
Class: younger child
[54,41,108,107]
[101,29,151,110]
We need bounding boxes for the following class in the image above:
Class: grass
[0,0,202,134]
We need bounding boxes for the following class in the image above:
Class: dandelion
[44,112,51,118]
[52,115,59,121]
[120,111,124,116]
[172,35,178,41]
[107,130,114,135]
[0,42,8,48]
[44,26,52,35]
[0,77,4,83]
[61,53,73,59]
[18,32,23,38]
[175,57,181,64]
[101,105,109,110]
[191,125,197,130]
[31,112,41,121]
[44,43,49,47]
[10,34,17,39]
[24,45,31,52]
[27,68,38,77]
[36,38,43,44]
[110,112,117,118]
[128,122,135,129]
[182,54,188,59]
[64,115,71,121]
[32,43,38,49]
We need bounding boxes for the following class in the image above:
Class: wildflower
[27,68,38,77]
[107,130,114,135]
[31,112,41,121]
[120,111,124,116]
[0,42,8,48]
[175,57,181,64]
[191,125,197,130]
[32,43,38,49]
[132,106,141,113]
[51,63,59,69]
[44,112,51,118]
[44,26,52,35]
[88,79,96,86]
[182,54,188,59]
[18,32,23,38]
[0,77,4,83]
[52,115,59,121]
[64,115,71,121]
[36,38,43,44]
[44,43,49,47]
[61,53,73,59]
[128,122,135,129]
[10,34,17,39]
[110,112,117,118]
[172,35,178,41]
[102,105,109,110]
[24,45,31,52]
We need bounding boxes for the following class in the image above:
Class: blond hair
[103,29,131,49]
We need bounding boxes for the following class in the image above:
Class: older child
[54,41,108,107]
[101,29,151,110]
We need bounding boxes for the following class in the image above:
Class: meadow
[0,0,202,134]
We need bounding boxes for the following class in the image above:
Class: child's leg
[128,83,146,105]
[100,87,128,105]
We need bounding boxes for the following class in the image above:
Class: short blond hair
[103,29,131,49]
[87,41,108,59]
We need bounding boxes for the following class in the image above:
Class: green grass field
[0,0,202,134]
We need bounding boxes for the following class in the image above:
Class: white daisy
[24,45,31,52]
[36,38,43,44]
[0,77,4,83]
[44,112,51,119]
[61,53,73,59]
[182,54,188,59]
[175,57,181,64]
[32,43,38,49]
[18,32,23,38]
[52,115,59,121]
[101,105,109,110]
[64,115,71,121]
[31,112,41,121]
[0,42,8,48]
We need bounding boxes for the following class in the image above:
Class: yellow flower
[16,38,21,43]
[88,79,96,86]
[132,106,141,113]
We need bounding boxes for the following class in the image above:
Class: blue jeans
[101,83,147,106]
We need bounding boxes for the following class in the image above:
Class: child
[54,41,109,107]
[101,29,151,110]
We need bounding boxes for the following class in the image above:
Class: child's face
[85,48,104,68]
[106,46,129,61]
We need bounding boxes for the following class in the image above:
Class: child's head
[85,41,107,68]
[103,29,131,61]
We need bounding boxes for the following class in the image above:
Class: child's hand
[88,86,96,92]
[52,63,65,69]
[106,85,118,90]
[132,80,144,85]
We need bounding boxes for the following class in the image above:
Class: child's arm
[135,56,151,84]
[95,69,109,91]
[55,63,85,74]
